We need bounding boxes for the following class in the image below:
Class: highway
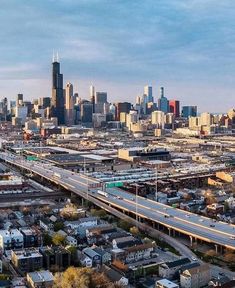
[1,152,235,251]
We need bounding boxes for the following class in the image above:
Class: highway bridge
[1,152,235,252]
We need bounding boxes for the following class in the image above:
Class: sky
[0,0,235,112]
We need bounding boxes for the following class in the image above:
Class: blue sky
[0,0,235,112]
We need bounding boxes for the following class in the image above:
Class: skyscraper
[65,82,74,126]
[144,85,153,103]
[90,85,95,112]
[182,106,197,118]
[50,53,65,125]
[169,100,180,118]
[158,87,169,113]
[95,92,107,114]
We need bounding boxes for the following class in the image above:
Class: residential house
[11,248,43,275]
[0,229,24,251]
[159,258,191,280]
[102,265,129,287]
[112,235,142,249]
[156,279,179,288]
[180,263,211,288]
[65,217,98,238]
[27,270,54,288]
[39,246,71,271]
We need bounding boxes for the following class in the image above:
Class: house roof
[124,242,154,253]
[164,258,191,268]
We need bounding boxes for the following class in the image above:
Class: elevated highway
[1,152,235,251]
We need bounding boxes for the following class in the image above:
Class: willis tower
[51,53,65,125]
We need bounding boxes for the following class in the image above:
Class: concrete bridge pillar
[215,244,218,255]
[168,228,172,236]
[189,236,193,247]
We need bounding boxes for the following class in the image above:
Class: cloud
[0,0,234,111]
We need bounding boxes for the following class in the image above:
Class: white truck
[54,172,61,178]
[97,190,108,197]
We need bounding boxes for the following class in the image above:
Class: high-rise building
[151,110,165,128]
[81,102,93,124]
[39,97,51,109]
[115,102,132,121]
[95,92,107,113]
[50,54,65,125]
[158,87,169,113]
[16,94,23,107]
[169,100,180,118]
[90,85,95,112]
[65,82,74,126]
[144,85,153,103]
[182,106,197,118]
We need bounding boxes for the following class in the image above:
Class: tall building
[144,85,153,103]
[169,100,180,118]
[182,106,197,118]
[50,54,65,125]
[90,85,95,112]
[95,92,107,113]
[65,82,74,126]
[115,102,132,121]
[16,94,23,107]
[151,110,165,128]
[158,87,169,113]
[81,102,93,124]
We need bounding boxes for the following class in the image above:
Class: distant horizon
[0,1,235,113]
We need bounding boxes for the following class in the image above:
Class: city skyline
[0,1,235,112]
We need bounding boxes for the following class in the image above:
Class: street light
[135,184,138,224]
[155,166,158,202]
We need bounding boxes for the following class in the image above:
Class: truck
[97,190,108,197]
[54,172,61,178]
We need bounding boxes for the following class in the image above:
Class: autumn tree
[52,233,66,246]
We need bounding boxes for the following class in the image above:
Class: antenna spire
[56,51,59,62]
[52,50,55,62]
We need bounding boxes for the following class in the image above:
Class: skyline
[1,0,235,112]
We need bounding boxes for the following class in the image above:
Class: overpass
[1,152,235,252]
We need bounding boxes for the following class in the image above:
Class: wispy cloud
[0,0,234,111]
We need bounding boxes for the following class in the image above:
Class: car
[210,224,215,227]
[229,236,235,240]
[191,257,197,261]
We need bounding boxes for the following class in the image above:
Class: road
[1,153,235,252]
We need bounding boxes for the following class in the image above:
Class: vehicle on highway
[229,236,235,240]
[97,190,108,197]
[191,257,197,261]
[53,172,61,178]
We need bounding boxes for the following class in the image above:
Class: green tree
[43,233,52,246]
[54,221,64,232]
[130,226,140,235]
[118,219,132,231]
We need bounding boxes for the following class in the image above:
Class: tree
[90,209,107,218]
[52,233,66,246]
[43,233,52,246]
[205,249,217,258]
[118,219,132,231]
[54,221,64,232]
[53,267,112,288]
[130,226,140,235]
[224,252,235,263]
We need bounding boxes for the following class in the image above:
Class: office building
[16,93,23,106]
[90,85,95,112]
[144,85,153,103]
[169,100,180,118]
[95,92,107,114]
[182,106,197,118]
[81,102,93,124]
[151,110,165,128]
[50,54,65,125]
[65,82,74,126]
[158,87,169,113]
[116,102,132,121]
